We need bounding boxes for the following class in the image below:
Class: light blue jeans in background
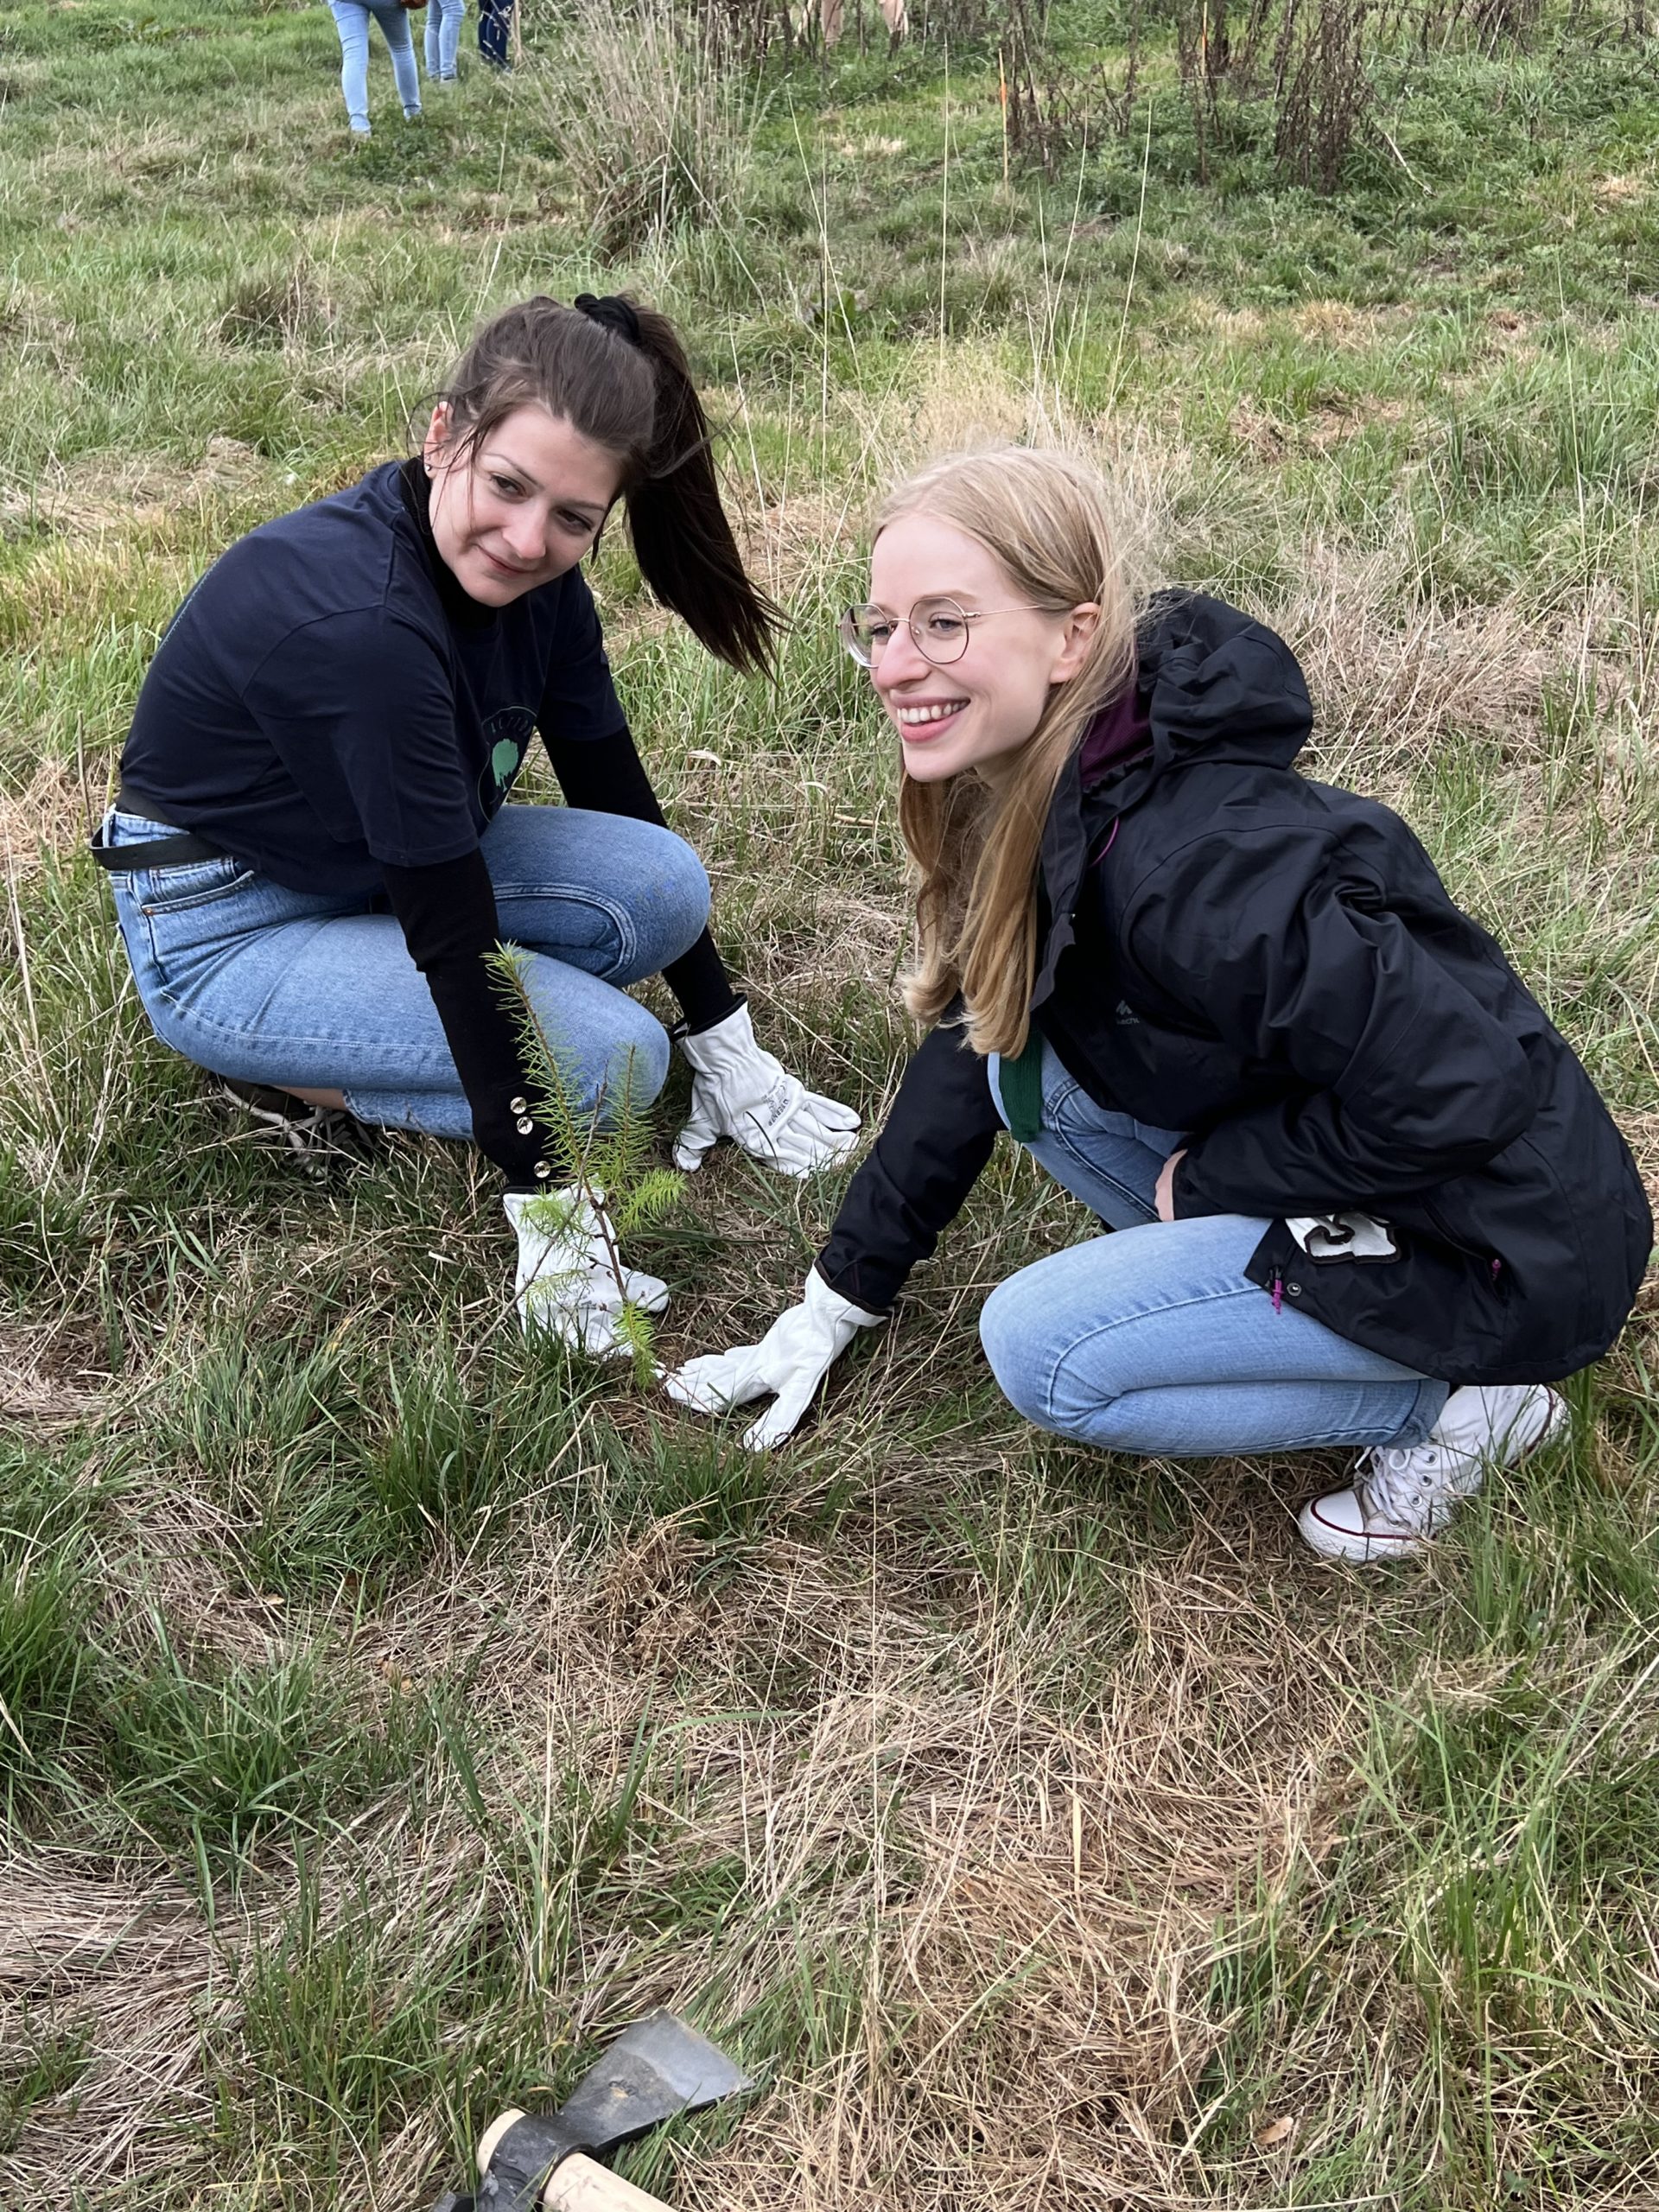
[979,1039,1451,1459]
[101,804,709,1141]
[328,0,422,132]
[424,0,467,77]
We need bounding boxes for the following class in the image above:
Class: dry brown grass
[0,1864,239,2196]
[0,1316,108,1427]
[2,1496,1390,2207]
[0,435,271,544]
[0,758,93,864]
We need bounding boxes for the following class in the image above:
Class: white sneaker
[1298,1383,1567,1564]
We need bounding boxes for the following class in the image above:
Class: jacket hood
[1033,592,1313,1007]
[1132,590,1313,781]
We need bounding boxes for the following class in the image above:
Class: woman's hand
[1154,1147,1188,1224]
[673,1003,861,1177]
[505,1187,668,1357]
[663,1268,883,1447]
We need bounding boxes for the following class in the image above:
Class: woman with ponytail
[96,294,858,1354]
[668,448,1649,1565]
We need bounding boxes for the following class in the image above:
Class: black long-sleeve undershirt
[381,850,554,1189]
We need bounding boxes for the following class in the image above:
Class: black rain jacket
[817,593,1651,1387]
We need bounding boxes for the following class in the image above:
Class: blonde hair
[883,448,1143,1058]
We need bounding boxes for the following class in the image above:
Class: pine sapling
[487,946,684,1383]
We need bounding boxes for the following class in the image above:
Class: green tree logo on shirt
[480,709,535,817]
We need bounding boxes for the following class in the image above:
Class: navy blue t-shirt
[122,459,628,895]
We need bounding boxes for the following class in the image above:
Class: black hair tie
[574,292,642,347]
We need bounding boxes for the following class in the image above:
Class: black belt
[92,785,229,871]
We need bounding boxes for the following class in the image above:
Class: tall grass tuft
[533,0,766,253]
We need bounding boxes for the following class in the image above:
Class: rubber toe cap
[1298,1487,1427,1564]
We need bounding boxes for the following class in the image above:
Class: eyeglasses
[838,596,1049,669]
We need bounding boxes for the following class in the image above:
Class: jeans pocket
[135,854,256,915]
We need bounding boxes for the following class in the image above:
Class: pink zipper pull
[1271,1271,1284,1314]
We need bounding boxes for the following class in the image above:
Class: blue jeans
[478,0,513,66]
[980,1041,1451,1459]
[424,0,466,77]
[101,805,709,1142]
[329,0,422,130]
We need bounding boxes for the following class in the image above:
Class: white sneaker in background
[1298,1383,1568,1564]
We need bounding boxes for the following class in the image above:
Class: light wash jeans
[328,0,422,131]
[980,1040,1451,1459]
[424,0,466,77]
[101,804,709,1141]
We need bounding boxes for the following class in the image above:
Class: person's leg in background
[366,0,423,118]
[427,0,465,78]
[478,0,514,68]
[328,0,374,134]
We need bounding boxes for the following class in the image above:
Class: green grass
[0,0,1656,2203]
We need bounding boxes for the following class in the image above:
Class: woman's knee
[486,809,710,979]
[602,1003,671,1118]
[980,1268,1077,1432]
[632,825,710,971]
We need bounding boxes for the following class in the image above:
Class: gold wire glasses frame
[837,596,1049,669]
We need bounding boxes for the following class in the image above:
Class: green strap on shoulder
[999,1029,1045,1142]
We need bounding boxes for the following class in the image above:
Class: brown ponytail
[621,303,779,677]
[432,293,780,675]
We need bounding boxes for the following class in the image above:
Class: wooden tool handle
[476,2113,676,2212]
[541,2152,675,2211]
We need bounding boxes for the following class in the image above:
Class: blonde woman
[666,449,1650,1563]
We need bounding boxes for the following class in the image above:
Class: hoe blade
[556,2012,752,2156]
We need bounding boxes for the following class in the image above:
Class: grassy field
[3,0,1659,2204]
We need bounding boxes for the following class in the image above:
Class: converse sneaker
[1298,1383,1567,1564]
[219,1079,377,1178]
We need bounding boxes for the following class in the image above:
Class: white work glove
[662,1267,883,1448]
[672,1003,861,1178]
[505,1187,668,1360]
